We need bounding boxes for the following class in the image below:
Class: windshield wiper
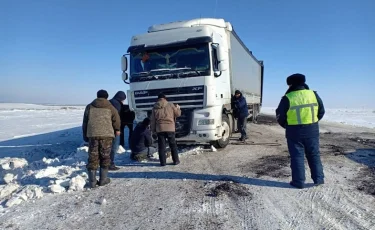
[150,68,172,72]
[161,67,202,77]
[131,71,157,81]
[132,67,203,82]
[139,74,157,81]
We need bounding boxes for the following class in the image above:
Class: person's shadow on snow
[110,171,295,189]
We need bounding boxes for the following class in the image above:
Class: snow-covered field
[262,107,375,129]
[0,103,85,141]
[0,103,201,210]
[0,103,374,229]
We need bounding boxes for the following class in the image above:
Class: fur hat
[286,73,306,86]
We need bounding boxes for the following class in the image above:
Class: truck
[121,18,264,148]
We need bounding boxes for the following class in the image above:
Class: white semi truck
[121,18,264,148]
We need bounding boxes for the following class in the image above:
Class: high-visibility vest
[286,89,319,125]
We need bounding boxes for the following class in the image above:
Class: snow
[0,103,84,141]
[261,107,375,129]
[0,103,205,210]
[0,103,374,229]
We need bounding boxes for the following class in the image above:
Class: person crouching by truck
[82,89,121,188]
[233,90,249,141]
[276,73,325,189]
[129,118,157,161]
[150,93,181,166]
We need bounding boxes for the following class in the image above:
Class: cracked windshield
[130,43,210,82]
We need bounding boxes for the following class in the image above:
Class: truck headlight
[135,111,148,121]
[198,119,214,125]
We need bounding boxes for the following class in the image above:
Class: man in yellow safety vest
[276,73,325,189]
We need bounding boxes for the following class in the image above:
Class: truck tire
[213,114,231,148]
[253,105,259,123]
[248,105,259,123]
[227,113,234,136]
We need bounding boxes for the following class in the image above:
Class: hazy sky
[1,0,374,108]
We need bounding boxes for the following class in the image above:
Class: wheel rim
[221,121,230,141]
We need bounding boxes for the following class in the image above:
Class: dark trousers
[237,116,247,139]
[120,123,133,147]
[157,132,179,166]
[287,137,324,186]
[87,138,112,170]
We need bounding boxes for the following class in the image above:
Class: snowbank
[0,140,210,210]
[0,144,89,209]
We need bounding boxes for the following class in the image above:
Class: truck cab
[121,18,263,148]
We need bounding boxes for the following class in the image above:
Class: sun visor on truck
[127,36,213,53]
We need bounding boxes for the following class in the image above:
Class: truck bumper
[175,106,223,143]
[175,128,221,143]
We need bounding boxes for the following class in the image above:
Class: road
[1,115,375,230]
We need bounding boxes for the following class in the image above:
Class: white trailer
[229,31,263,120]
[121,18,264,148]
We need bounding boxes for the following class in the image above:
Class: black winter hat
[286,73,306,86]
[234,90,241,95]
[158,93,166,99]
[142,117,151,126]
[113,91,126,101]
[97,89,109,99]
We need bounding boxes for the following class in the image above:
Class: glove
[152,133,157,140]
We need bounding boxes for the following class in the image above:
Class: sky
[0,0,374,108]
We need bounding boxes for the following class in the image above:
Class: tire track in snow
[311,186,375,229]
[308,165,375,229]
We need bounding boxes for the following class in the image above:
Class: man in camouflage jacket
[82,89,121,188]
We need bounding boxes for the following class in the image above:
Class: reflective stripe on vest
[286,89,319,125]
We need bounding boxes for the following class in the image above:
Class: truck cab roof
[147,18,233,33]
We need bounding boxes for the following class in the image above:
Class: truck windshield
[129,43,210,82]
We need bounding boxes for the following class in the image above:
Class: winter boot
[108,164,120,171]
[87,170,98,188]
[290,181,304,189]
[99,168,111,186]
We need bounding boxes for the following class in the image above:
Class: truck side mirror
[212,43,227,75]
[218,60,227,71]
[216,44,225,62]
[122,72,129,81]
[121,55,128,72]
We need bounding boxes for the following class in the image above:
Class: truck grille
[133,86,204,137]
[133,86,205,109]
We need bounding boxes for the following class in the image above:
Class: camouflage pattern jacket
[82,98,120,141]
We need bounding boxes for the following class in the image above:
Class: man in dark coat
[109,91,126,170]
[82,89,121,188]
[129,118,157,161]
[120,104,135,148]
[233,90,249,141]
[276,73,325,189]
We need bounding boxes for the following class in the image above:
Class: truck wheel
[253,106,259,123]
[227,113,234,137]
[213,114,231,148]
